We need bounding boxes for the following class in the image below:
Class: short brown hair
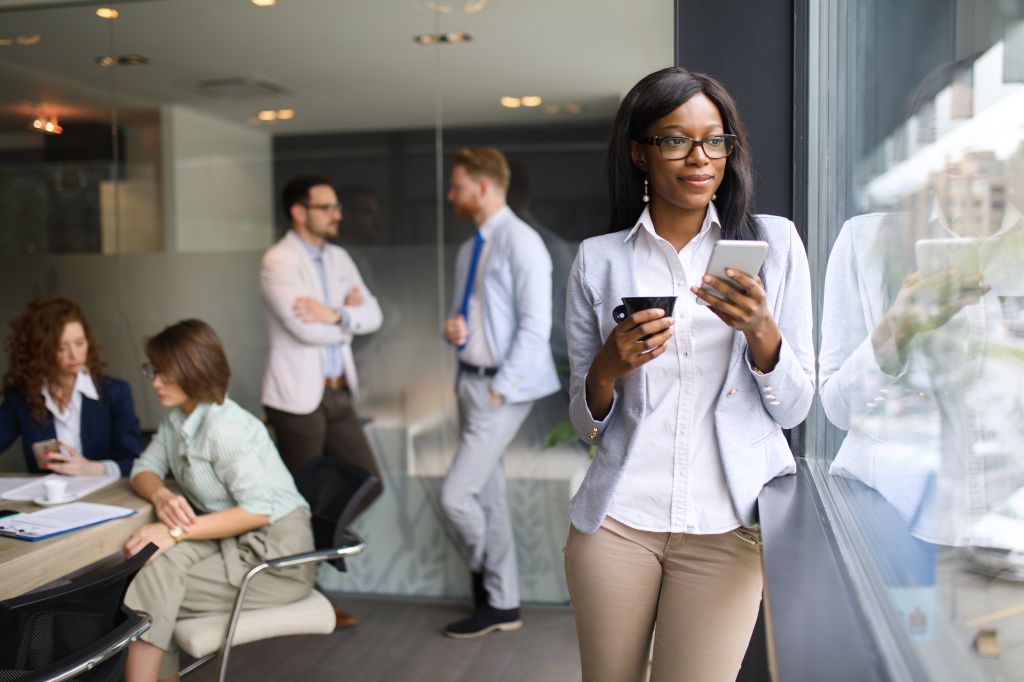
[145,319,230,404]
[453,147,511,190]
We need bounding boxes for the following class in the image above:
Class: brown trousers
[264,386,383,519]
[565,517,764,682]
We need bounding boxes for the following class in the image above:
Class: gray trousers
[441,373,532,610]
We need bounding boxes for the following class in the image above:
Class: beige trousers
[565,517,763,682]
[124,508,316,679]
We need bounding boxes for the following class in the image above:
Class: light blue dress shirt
[292,232,344,379]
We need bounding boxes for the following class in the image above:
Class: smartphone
[915,238,982,277]
[31,438,60,469]
[0,509,19,520]
[697,240,769,305]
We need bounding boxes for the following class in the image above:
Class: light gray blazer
[566,214,816,532]
[450,207,560,404]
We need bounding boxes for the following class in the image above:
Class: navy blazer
[0,377,144,477]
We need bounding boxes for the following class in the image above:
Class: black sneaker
[444,606,523,639]
[471,571,487,609]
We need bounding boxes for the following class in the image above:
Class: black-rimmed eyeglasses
[640,134,737,160]
[301,202,343,213]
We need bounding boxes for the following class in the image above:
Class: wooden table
[0,477,154,600]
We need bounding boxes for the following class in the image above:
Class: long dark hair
[607,66,764,244]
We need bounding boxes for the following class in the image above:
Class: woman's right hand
[585,309,674,420]
[151,487,197,531]
[591,308,675,382]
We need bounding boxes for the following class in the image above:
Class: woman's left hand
[692,269,775,336]
[44,442,106,476]
[124,523,177,563]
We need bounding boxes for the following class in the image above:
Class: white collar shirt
[458,206,507,368]
[41,370,98,455]
[607,203,741,533]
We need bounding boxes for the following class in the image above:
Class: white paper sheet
[0,473,118,502]
[0,502,136,540]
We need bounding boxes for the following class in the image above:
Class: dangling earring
[642,177,650,203]
[712,193,717,201]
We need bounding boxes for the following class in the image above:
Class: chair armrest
[35,609,152,682]
[264,531,365,570]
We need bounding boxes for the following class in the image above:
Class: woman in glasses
[122,319,315,682]
[563,67,814,681]
[0,295,143,477]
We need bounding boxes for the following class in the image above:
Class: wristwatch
[168,526,185,544]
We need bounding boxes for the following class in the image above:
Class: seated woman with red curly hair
[0,295,143,477]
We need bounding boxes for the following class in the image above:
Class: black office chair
[0,543,156,682]
[176,457,378,682]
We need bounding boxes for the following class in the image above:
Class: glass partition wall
[807,1,1024,679]
[0,0,672,604]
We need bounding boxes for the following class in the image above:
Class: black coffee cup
[612,296,677,324]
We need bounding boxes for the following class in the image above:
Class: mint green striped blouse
[131,398,308,523]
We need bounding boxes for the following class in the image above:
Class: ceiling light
[95,54,150,67]
[414,32,472,45]
[0,39,11,46]
[545,104,562,114]
[521,96,542,107]
[251,0,277,6]
[96,8,119,19]
[15,34,41,45]
[276,109,295,120]
[500,96,522,109]
[257,110,278,121]
[565,102,582,114]
[32,114,62,135]
[464,0,487,12]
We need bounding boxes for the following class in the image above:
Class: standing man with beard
[441,148,560,638]
[260,175,384,628]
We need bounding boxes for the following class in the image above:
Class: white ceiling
[0,0,673,135]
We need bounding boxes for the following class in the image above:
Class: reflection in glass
[815,10,1024,677]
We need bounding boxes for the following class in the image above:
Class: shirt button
[727,388,737,397]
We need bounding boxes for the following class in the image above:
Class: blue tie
[457,231,485,350]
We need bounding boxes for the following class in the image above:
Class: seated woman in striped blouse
[122,319,315,682]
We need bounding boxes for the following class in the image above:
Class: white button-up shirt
[607,203,741,534]
[41,370,120,477]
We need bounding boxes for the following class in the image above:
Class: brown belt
[325,376,347,390]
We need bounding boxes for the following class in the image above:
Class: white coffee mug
[43,478,69,503]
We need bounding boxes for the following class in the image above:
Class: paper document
[0,473,118,502]
[0,502,136,541]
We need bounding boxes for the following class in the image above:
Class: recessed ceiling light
[257,110,278,121]
[251,0,277,6]
[15,34,41,46]
[96,8,119,19]
[276,109,295,120]
[413,32,472,45]
[464,0,487,12]
[521,96,542,107]
[545,104,562,114]
[95,54,150,67]
[500,96,521,109]
[0,39,11,46]
[565,102,582,114]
